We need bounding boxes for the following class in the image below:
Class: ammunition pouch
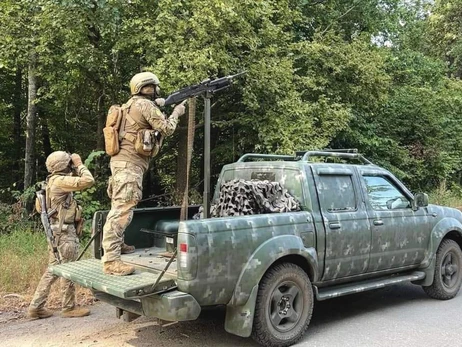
[133,129,163,158]
[75,204,83,222]
[75,218,85,238]
[58,203,84,238]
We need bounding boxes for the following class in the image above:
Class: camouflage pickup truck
[52,150,462,347]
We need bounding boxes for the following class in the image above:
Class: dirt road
[1,303,255,347]
[2,283,462,347]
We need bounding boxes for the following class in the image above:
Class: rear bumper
[95,289,201,322]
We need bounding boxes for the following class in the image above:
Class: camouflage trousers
[102,161,143,263]
[29,223,79,311]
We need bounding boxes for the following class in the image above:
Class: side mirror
[413,193,429,209]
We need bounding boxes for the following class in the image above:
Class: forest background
[1,0,462,304]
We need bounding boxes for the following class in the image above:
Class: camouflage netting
[194,179,300,219]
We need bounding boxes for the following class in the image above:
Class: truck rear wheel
[252,263,313,347]
[423,239,462,300]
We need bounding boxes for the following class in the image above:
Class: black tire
[251,263,313,347]
[423,239,462,300]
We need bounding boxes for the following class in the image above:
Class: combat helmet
[130,72,160,95]
[46,151,71,173]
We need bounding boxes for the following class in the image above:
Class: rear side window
[318,175,356,212]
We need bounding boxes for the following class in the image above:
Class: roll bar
[236,149,373,165]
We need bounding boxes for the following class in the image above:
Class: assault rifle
[164,71,246,106]
[36,189,61,263]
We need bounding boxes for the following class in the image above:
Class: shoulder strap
[119,98,139,143]
[45,175,55,214]
[56,193,72,232]
[46,174,72,224]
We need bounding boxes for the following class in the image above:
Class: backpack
[103,104,125,156]
[103,99,163,157]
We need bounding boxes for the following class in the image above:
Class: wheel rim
[268,280,303,333]
[441,250,460,289]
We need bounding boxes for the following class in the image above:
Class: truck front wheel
[423,239,462,300]
[252,263,313,347]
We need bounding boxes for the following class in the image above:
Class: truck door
[312,165,371,281]
[359,172,431,272]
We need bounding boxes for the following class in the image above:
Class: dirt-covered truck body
[51,151,462,347]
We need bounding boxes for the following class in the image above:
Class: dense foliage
[1,0,462,213]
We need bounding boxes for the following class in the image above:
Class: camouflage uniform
[102,95,181,264]
[29,163,94,312]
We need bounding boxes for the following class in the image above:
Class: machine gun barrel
[164,71,246,106]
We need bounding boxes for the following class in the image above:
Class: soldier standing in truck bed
[102,72,185,276]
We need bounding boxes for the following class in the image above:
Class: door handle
[373,220,384,226]
[329,223,341,229]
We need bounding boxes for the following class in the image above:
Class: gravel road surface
[2,283,461,347]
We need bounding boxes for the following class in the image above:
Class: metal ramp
[50,259,176,299]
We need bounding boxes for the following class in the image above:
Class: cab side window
[363,176,410,210]
[318,175,356,212]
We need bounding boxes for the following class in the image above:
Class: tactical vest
[35,175,81,226]
[119,98,164,158]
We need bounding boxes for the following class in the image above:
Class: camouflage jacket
[46,165,95,223]
[111,95,180,171]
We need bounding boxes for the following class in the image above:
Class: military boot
[121,243,135,254]
[61,307,90,318]
[103,260,135,276]
[27,307,53,319]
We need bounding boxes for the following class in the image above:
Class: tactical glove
[172,100,187,117]
[71,153,83,167]
[155,98,166,107]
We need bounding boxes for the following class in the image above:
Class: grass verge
[428,184,462,208]
[0,229,95,312]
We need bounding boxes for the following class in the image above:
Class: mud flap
[224,284,259,338]
[414,255,437,286]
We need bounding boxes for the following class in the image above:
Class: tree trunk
[96,96,105,150]
[41,113,52,158]
[88,0,105,151]
[24,54,37,190]
[13,67,22,185]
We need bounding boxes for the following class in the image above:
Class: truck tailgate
[50,259,176,299]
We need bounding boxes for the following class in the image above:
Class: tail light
[179,243,188,253]
[177,223,197,280]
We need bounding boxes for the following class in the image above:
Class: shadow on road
[128,306,258,347]
[127,283,429,347]
[310,283,429,328]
